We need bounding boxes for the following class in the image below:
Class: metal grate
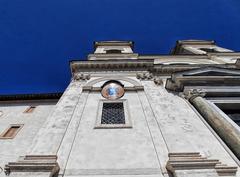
[101,102,125,124]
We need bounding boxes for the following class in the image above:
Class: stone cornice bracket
[153,76,163,86]
[136,73,163,86]
[136,72,153,80]
[73,73,90,81]
[166,152,237,176]
[4,155,60,177]
[180,89,206,101]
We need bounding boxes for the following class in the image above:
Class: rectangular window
[24,106,36,113]
[101,102,125,124]
[95,99,132,129]
[222,109,240,126]
[0,124,23,139]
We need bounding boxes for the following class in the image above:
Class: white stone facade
[0,40,240,177]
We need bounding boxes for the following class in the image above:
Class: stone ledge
[4,155,59,177]
[166,152,237,176]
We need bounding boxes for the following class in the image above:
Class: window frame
[0,124,24,139]
[24,106,36,113]
[95,99,132,129]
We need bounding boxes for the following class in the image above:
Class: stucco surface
[0,100,57,171]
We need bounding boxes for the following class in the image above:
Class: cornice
[138,55,210,59]
[88,53,138,60]
[165,66,240,92]
[208,52,240,56]
[70,59,154,73]
[152,64,237,75]
[0,93,62,101]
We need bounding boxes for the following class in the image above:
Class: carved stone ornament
[236,58,240,68]
[153,76,163,86]
[136,72,153,80]
[181,89,206,101]
[73,73,90,81]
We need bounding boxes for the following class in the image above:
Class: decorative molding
[236,58,240,68]
[73,73,90,81]
[136,72,153,80]
[88,53,138,60]
[184,86,240,97]
[166,152,237,176]
[4,155,60,177]
[166,66,240,92]
[153,76,163,86]
[70,59,154,73]
[136,72,163,86]
[0,93,62,101]
[82,76,144,91]
[180,89,206,101]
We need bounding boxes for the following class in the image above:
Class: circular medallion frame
[101,80,125,100]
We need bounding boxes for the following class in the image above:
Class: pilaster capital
[73,73,91,81]
[180,89,206,101]
[153,76,163,86]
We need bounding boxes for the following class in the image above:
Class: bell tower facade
[2,40,240,177]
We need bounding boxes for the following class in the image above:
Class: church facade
[0,40,240,177]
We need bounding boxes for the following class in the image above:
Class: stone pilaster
[3,80,89,177]
[27,80,87,155]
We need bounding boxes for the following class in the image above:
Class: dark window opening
[106,49,122,54]
[220,109,240,127]
[216,103,240,127]
[0,125,22,139]
[101,102,125,124]
[200,48,219,53]
[24,106,36,113]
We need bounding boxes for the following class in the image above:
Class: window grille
[101,102,125,124]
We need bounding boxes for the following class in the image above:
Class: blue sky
[0,0,240,94]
